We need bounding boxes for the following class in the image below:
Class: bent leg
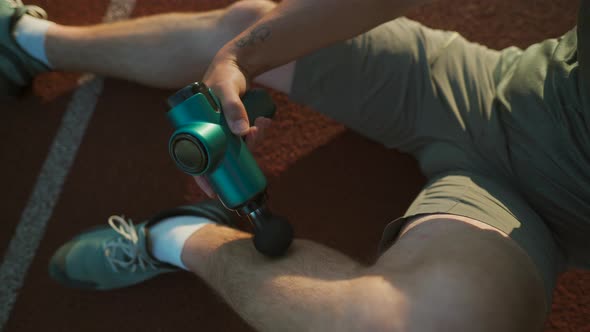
[41,8,472,101]
[288,17,461,150]
[373,213,547,332]
[44,0,294,90]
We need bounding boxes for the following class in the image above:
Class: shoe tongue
[106,223,155,266]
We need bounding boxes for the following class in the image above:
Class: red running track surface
[1,0,588,331]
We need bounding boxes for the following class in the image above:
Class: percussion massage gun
[166,82,293,257]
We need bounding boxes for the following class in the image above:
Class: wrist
[214,45,255,82]
[220,27,275,80]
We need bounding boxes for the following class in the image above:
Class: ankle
[180,224,251,273]
[149,216,214,270]
[44,24,85,70]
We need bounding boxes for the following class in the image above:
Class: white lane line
[0,0,136,329]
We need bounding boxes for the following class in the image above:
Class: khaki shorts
[289,17,563,305]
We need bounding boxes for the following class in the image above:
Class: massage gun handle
[242,89,277,123]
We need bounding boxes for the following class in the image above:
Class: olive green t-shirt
[497,1,589,266]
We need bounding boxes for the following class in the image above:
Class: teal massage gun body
[166,82,293,257]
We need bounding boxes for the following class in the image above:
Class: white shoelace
[7,0,47,19]
[103,215,157,273]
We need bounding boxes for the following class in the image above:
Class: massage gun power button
[171,134,208,174]
[167,82,219,112]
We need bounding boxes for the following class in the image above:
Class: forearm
[221,0,432,77]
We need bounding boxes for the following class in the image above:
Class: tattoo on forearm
[235,25,271,48]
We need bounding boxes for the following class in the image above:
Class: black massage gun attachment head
[237,193,294,257]
[253,215,293,257]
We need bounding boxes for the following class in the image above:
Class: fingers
[245,127,259,149]
[254,116,272,130]
[202,56,251,137]
[245,117,273,149]
[215,83,251,136]
[200,55,276,197]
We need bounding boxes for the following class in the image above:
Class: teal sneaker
[1,0,50,97]
[49,200,241,290]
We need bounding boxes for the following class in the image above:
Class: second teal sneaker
[1,0,50,97]
[49,200,241,290]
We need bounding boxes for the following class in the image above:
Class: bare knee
[219,0,275,32]
[341,265,545,332]
[344,219,548,332]
[402,260,546,332]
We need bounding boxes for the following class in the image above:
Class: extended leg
[175,174,556,332]
[49,198,547,331]
[178,213,546,332]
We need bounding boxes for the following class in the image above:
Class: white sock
[12,14,55,68]
[149,216,212,270]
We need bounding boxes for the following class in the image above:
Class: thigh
[371,213,548,331]
[289,17,460,150]
[375,171,564,310]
